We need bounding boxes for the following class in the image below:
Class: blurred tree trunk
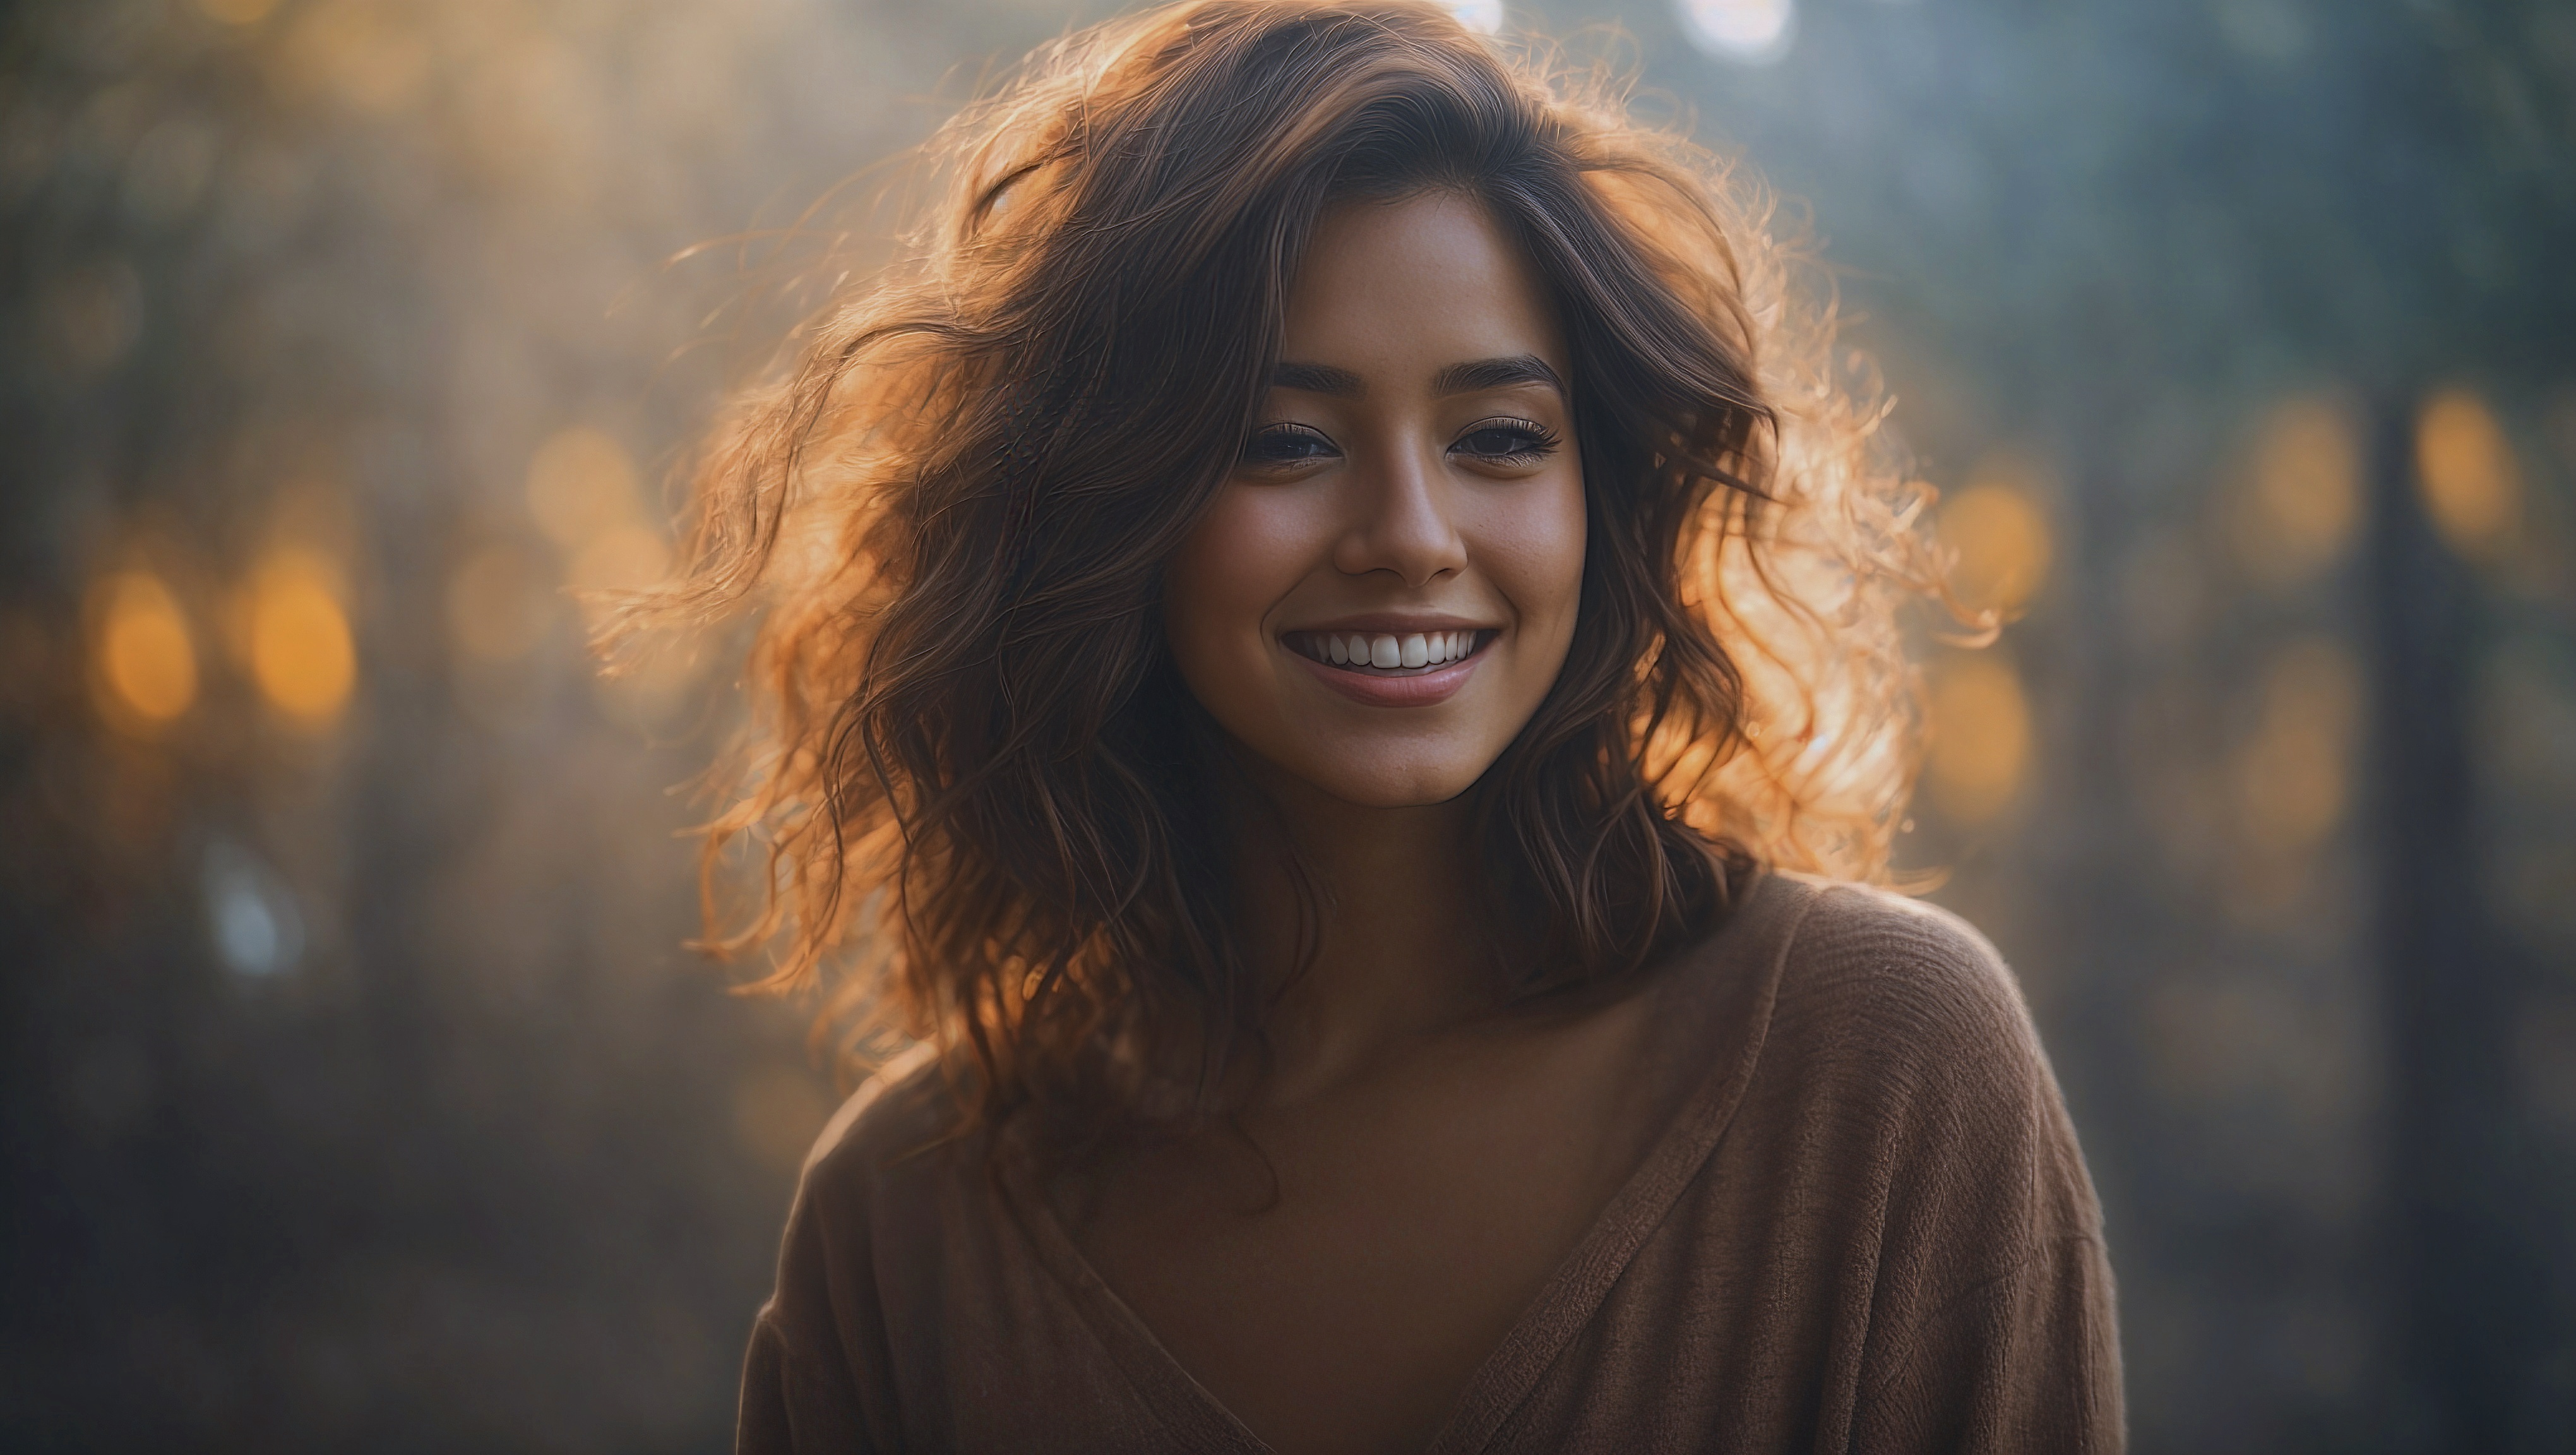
[2366,393,2545,1452]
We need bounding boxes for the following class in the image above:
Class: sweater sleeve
[734,1308,877,1455]
[1785,888,2126,1453]
[732,1201,886,1455]
[734,1049,941,1455]
[734,1314,792,1455]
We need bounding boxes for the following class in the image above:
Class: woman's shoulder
[1750,874,2041,1075]
[1772,880,2030,1050]
[1712,873,2102,1245]
[794,1043,972,1211]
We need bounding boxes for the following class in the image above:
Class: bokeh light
[446,542,554,664]
[526,425,669,628]
[1926,651,2030,823]
[2232,395,2361,587]
[2234,636,2361,853]
[1940,464,2054,617]
[202,838,305,978]
[90,570,198,729]
[527,426,644,550]
[2416,388,2523,561]
[567,524,672,609]
[242,547,355,726]
[1443,0,1505,35]
[1676,0,1794,63]
[278,0,433,116]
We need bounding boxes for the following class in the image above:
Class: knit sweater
[737,873,2124,1453]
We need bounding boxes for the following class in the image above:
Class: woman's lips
[1281,628,1493,707]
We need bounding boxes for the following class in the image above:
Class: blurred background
[0,0,2568,1449]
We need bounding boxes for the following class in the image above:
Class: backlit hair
[641,0,1945,1134]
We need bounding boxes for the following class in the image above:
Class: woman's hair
[640,0,1945,1135]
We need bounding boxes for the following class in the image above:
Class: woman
[655,2,2122,1449]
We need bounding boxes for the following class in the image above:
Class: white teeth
[1298,629,1483,669]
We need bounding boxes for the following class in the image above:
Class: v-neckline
[993,873,1819,1454]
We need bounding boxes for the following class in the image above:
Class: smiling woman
[631,2,2123,1451]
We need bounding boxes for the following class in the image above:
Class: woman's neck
[1222,754,1503,1106]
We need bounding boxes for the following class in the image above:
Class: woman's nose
[1332,442,1467,587]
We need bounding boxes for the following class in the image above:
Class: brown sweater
[737,875,2123,1452]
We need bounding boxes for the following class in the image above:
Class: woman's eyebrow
[1431,354,1565,397]
[1271,361,1368,397]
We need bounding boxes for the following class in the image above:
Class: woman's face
[1162,190,1586,808]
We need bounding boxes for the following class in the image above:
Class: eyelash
[1452,417,1559,462]
[1241,423,1335,465]
[1238,418,1562,466]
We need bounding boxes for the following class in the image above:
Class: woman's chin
[1255,750,1493,813]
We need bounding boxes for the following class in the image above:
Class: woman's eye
[1242,425,1336,465]
[1452,420,1559,462]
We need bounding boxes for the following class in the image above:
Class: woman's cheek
[1477,477,1587,654]
[1164,489,1303,704]
[1177,494,1267,602]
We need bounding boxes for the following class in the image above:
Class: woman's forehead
[1278,192,1569,385]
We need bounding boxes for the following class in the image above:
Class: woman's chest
[1064,1009,1673,1454]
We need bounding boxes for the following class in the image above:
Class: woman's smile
[1280,622,1500,707]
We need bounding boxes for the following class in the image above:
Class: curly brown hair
[638,0,1944,1139]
